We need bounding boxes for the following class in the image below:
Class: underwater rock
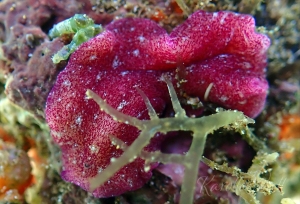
[0,0,114,118]
[5,39,66,119]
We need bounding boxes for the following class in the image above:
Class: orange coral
[150,9,167,22]
[279,114,300,140]
[278,114,300,168]
[0,128,33,202]
[150,0,183,22]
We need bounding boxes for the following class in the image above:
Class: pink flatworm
[45,10,270,197]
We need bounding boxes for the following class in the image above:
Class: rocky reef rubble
[0,0,113,119]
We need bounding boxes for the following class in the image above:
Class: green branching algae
[85,76,283,203]
[49,14,103,64]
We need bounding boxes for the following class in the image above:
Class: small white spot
[117,100,129,110]
[243,62,252,69]
[76,116,82,125]
[218,54,227,58]
[112,55,120,69]
[63,80,71,87]
[120,71,129,76]
[220,95,228,102]
[138,35,145,42]
[182,36,189,41]
[128,179,133,187]
[96,73,102,81]
[207,168,213,174]
[130,27,135,31]
[90,55,97,61]
[174,167,184,174]
[133,49,139,57]
[89,144,99,154]
[66,103,72,111]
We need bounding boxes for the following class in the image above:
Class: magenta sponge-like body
[45,11,270,197]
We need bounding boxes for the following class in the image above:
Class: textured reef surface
[0,0,300,204]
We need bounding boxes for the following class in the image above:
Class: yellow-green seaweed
[86,76,258,203]
[49,14,102,64]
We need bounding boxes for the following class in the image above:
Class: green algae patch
[49,14,103,64]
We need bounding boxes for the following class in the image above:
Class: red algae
[45,10,270,197]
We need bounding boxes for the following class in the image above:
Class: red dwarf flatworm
[45,10,270,197]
